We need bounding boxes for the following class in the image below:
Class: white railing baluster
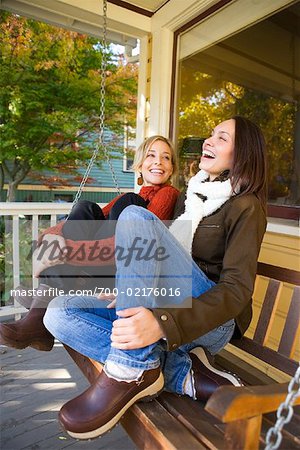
[32,214,39,289]
[0,202,105,319]
[12,215,20,289]
[50,215,57,227]
[12,215,21,320]
[0,203,72,318]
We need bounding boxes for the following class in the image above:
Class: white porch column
[134,34,151,192]
[148,27,174,137]
[135,35,151,146]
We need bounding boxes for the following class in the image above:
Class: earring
[137,173,143,186]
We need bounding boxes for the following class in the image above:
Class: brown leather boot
[12,283,51,309]
[189,347,243,402]
[0,285,55,351]
[59,367,164,439]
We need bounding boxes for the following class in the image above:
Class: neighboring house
[1,131,135,203]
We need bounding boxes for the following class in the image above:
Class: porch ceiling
[114,0,169,12]
[0,0,170,49]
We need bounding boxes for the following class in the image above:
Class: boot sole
[0,335,54,352]
[30,340,54,351]
[190,347,243,386]
[62,371,164,440]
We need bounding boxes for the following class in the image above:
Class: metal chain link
[265,363,300,450]
[73,0,120,207]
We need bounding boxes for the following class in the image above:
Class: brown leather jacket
[152,191,267,351]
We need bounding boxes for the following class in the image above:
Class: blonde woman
[0,136,179,351]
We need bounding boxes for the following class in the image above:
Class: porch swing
[67,3,300,449]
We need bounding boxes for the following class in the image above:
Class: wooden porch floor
[0,341,137,450]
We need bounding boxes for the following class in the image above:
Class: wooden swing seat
[64,262,300,449]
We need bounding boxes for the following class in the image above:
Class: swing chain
[73,0,120,206]
[265,363,300,450]
[97,0,121,196]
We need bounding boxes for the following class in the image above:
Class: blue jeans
[44,206,235,395]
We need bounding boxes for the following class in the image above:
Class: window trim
[267,205,300,221]
[122,149,134,173]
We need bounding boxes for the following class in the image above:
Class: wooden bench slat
[253,279,280,346]
[159,392,226,450]
[263,406,300,444]
[278,286,300,357]
[215,349,278,386]
[121,400,208,450]
[232,336,299,376]
[261,409,300,449]
[257,263,300,285]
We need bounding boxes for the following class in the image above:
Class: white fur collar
[169,170,233,253]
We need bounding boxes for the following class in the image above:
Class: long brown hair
[230,116,268,209]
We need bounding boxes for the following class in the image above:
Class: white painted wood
[0,305,27,317]
[12,216,20,290]
[0,203,106,319]
[12,216,21,320]
[267,218,300,237]
[135,34,151,193]
[50,215,57,227]
[1,0,151,39]
[148,27,174,136]
[32,215,39,289]
[0,202,73,216]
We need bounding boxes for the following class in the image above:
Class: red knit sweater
[41,185,179,266]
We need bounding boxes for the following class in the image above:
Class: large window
[176,3,300,219]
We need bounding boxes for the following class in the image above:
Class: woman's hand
[111,306,165,350]
[33,234,67,277]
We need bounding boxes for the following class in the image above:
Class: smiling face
[199,119,235,181]
[140,139,174,186]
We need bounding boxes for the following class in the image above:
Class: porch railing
[0,202,105,319]
[1,202,298,320]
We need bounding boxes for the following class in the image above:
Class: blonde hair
[132,135,178,179]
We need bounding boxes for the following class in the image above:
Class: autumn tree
[0,12,138,201]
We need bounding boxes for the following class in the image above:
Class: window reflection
[177,4,300,210]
